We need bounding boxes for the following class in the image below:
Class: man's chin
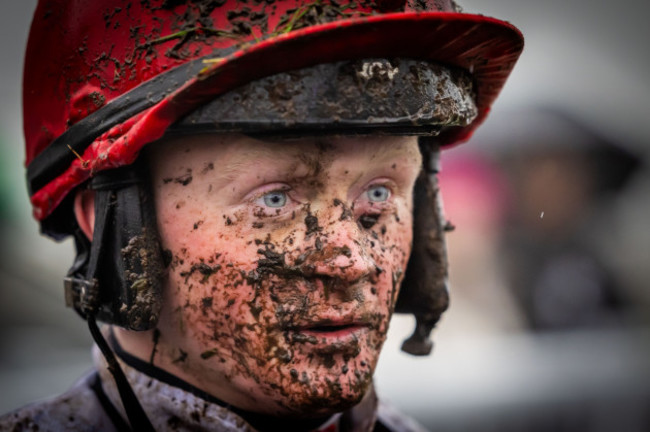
[271,373,373,417]
[281,392,368,418]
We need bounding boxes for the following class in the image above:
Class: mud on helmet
[24,0,523,355]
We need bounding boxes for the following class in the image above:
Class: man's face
[147,134,421,416]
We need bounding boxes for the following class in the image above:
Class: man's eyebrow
[372,144,415,163]
[217,145,297,182]
[356,137,422,167]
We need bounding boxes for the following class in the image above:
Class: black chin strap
[88,316,155,432]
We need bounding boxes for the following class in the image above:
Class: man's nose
[309,220,375,284]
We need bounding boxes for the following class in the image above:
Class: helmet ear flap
[65,160,165,330]
[395,138,450,355]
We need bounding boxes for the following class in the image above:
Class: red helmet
[24,0,523,236]
[24,0,523,357]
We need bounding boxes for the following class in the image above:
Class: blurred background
[1,1,649,431]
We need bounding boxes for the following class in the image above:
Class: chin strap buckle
[64,276,100,316]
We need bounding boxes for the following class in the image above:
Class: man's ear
[74,189,96,240]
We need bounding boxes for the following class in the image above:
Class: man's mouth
[299,323,366,337]
[285,319,369,345]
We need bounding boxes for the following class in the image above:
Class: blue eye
[262,191,287,208]
[367,185,390,202]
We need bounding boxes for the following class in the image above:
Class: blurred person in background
[421,107,650,432]
[472,107,643,331]
[437,150,526,335]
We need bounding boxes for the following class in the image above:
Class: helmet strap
[65,160,165,329]
[396,138,451,355]
[87,315,155,432]
[64,160,164,431]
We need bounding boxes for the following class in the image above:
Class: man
[2,0,523,430]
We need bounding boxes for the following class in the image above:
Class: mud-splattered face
[146,134,421,416]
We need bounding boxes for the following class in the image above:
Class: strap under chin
[88,316,155,432]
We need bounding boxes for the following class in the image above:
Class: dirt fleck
[180,262,222,283]
[201,348,219,360]
[334,198,353,221]
[201,162,214,174]
[172,349,188,364]
[201,296,213,315]
[173,168,193,186]
[89,91,106,107]
[304,213,320,235]
[359,214,378,229]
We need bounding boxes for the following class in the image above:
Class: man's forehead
[155,133,421,175]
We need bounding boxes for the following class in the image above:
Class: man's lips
[284,318,370,344]
[297,323,367,338]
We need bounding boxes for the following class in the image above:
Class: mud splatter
[304,213,320,235]
[180,262,222,283]
[359,214,378,229]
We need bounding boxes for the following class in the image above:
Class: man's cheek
[372,219,412,276]
[171,259,253,333]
